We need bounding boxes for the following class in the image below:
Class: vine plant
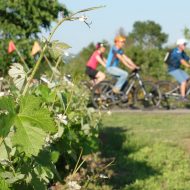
[0,6,103,190]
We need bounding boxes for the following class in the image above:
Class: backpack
[164,49,173,65]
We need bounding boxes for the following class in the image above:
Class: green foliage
[0,95,56,157]
[0,5,105,189]
[0,177,10,190]
[0,96,57,189]
[0,97,16,138]
[0,76,101,188]
[183,27,190,40]
[124,46,168,80]
[48,40,71,59]
[0,0,68,38]
[128,20,168,49]
[0,0,68,75]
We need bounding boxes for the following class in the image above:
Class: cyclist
[85,42,106,86]
[106,35,139,94]
[167,38,190,100]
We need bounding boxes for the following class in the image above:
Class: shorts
[85,66,98,79]
[169,69,189,84]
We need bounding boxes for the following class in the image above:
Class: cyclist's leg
[169,69,189,97]
[107,67,128,92]
[181,81,187,97]
[95,71,106,85]
[85,66,98,86]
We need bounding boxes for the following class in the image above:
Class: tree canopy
[128,20,168,49]
[0,0,68,38]
[0,0,69,75]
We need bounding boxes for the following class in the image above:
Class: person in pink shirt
[86,43,106,85]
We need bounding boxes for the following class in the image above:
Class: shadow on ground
[99,127,160,189]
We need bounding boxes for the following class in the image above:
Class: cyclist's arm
[123,54,139,69]
[96,55,106,67]
[103,57,107,63]
[116,53,138,70]
[180,59,190,68]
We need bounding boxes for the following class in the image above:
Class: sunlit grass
[99,112,190,190]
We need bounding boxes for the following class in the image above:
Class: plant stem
[22,16,72,95]
[50,56,62,82]
[22,6,104,95]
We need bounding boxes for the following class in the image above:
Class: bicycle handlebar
[132,68,141,73]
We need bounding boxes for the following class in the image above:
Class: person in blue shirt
[168,38,190,100]
[106,35,139,93]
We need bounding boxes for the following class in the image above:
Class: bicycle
[156,80,190,109]
[91,69,161,110]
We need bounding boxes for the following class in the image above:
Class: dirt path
[101,108,190,114]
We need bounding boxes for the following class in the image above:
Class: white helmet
[176,38,187,46]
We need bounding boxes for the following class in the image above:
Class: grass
[97,112,190,190]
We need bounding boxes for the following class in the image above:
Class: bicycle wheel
[117,87,135,109]
[91,81,115,109]
[157,81,179,109]
[134,81,161,109]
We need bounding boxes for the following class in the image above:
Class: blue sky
[51,0,190,54]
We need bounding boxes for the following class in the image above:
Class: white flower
[100,174,109,179]
[0,77,4,81]
[78,15,88,22]
[45,135,52,144]
[107,111,112,116]
[67,181,81,190]
[0,92,5,97]
[47,82,56,89]
[40,75,57,88]
[0,109,9,115]
[63,76,74,86]
[56,114,68,125]
[63,51,69,57]
[53,126,64,140]
[40,75,50,84]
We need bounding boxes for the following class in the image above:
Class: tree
[0,0,68,38]
[128,20,168,49]
[0,0,68,75]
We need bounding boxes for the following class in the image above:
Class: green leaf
[13,118,47,156]
[0,177,10,190]
[36,150,61,180]
[73,5,106,15]
[48,40,71,59]
[50,151,60,164]
[0,139,12,161]
[0,97,16,138]
[1,172,25,184]
[29,170,47,190]
[8,63,27,91]
[35,85,57,103]
[19,95,56,133]
[12,95,57,156]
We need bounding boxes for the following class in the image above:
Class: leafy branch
[22,6,104,95]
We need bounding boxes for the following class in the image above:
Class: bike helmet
[96,42,105,49]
